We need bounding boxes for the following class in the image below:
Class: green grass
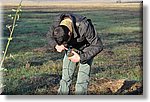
[1,5,143,95]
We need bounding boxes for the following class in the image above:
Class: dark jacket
[47,13,103,64]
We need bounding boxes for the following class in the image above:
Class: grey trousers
[58,54,93,95]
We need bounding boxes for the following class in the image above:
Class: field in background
[3,2,141,10]
[1,3,143,95]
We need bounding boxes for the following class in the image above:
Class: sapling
[0,0,23,94]
[0,0,23,68]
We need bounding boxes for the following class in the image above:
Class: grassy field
[1,3,143,95]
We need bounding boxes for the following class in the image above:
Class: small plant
[0,0,23,68]
[0,0,23,94]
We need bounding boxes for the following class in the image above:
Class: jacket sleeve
[79,20,103,64]
[46,15,62,51]
[46,25,58,51]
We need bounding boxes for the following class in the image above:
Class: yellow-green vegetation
[3,2,141,10]
[1,3,143,95]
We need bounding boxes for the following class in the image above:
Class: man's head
[53,25,71,45]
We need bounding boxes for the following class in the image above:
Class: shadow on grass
[116,80,143,95]
[2,74,61,95]
[101,31,142,49]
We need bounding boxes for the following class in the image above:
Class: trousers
[58,54,93,95]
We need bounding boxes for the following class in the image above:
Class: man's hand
[68,51,80,63]
[55,44,66,52]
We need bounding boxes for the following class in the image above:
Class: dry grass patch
[3,3,142,11]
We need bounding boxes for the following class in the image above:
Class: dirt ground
[40,74,142,95]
